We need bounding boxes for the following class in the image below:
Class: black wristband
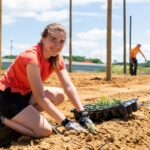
[61,118,70,126]
[79,111,88,117]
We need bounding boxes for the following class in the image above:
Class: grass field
[111,64,150,74]
[95,64,150,74]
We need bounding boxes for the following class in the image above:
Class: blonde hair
[39,23,66,69]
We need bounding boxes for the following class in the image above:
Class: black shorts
[0,87,32,119]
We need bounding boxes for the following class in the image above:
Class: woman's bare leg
[4,118,35,136]
[3,105,52,137]
[44,87,65,105]
[3,87,64,137]
[29,87,65,112]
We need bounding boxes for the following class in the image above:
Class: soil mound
[1,72,150,150]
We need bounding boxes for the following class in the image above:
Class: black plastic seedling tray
[71,98,138,122]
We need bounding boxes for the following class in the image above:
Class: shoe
[0,126,22,148]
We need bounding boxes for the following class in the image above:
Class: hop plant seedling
[85,97,123,111]
[87,125,94,131]
[94,97,123,110]
[113,98,123,105]
[87,125,97,135]
[86,105,94,111]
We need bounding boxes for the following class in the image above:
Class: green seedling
[87,125,97,135]
[112,98,123,105]
[85,97,123,111]
[94,97,123,110]
[94,102,100,110]
[87,125,94,131]
[86,105,94,111]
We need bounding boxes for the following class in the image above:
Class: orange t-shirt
[0,44,66,95]
[130,47,141,58]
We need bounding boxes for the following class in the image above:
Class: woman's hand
[61,118,85,131]
[78,111,96,134]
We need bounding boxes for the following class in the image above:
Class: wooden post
[0,0,2,74]
[129,16,132,74]
[123,0,126,74]
[106,0,112,81]
[69,0,72,72]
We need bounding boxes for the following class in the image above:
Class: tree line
[3,55,103,64]
[63,56,103,64]
[113,61,150,67]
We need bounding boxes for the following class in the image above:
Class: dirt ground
[1,72,150,150]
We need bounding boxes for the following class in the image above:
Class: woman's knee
[45,88,65,105]
[34,125,52,138]
[57,90,65,103]
[51,90,65,105]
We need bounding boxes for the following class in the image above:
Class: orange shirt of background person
[130,47,141,58]
[130,44,147,61]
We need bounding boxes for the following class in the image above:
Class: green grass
[71,64,150,74]
[112,64,150,74]
[137,66,150,74]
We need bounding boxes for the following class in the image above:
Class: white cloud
[73,12,99,17]
[112,29,123,38]
[72,28,123,61]
[146,29,150,38]
[91,48,106,61]
[3,0,66,11]
[67,40,100,57]
[126,0,150,2]
[2,48,11,56]
[114,0,150,3]
[3,9,68,25]
[77,29,106,40]
[140,44,150,62]
[62,39,102,58]
[112,46,124,63]
[74,0,150,7]
[62,43,69,56]
[87,46,126,64]
[77,28,122,40]
[13,43,32,51]
[72,0,105,5]
[3,0,68,25]
[142,44,150,51]
[100,0,150,9]
[35,10,68,22]
[3,0,150,25]
[2,15,16,25]
[73,40,99,50]
[111,43,150,64]
[73,0,150,6]
[2,41,32,56]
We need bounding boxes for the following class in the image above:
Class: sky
[2,0,150,63]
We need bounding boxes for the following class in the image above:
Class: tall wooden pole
[123,0,126,74]
[0,0,2,74]
[106,0,112,81]
[129,16,132,74]
[69,0,72,72]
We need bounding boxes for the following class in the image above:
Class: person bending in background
[0,23,94,138]
[130,43,147,76]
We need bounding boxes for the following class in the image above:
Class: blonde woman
[0,23,94,138]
